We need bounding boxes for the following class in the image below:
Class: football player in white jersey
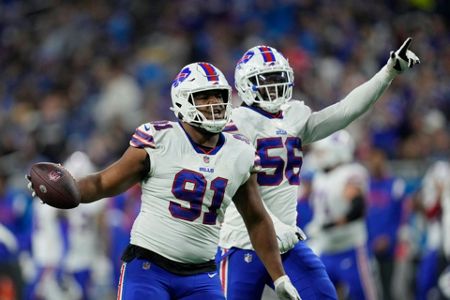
[28,62,300,300]
[416,160,450,299]
[30,194,66,299]
[218,40,419,300]
[61,151,106,300]
[307,130,378,299]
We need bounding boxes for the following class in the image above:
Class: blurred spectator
[365,147,407,300]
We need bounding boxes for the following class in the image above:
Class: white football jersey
[62,151,106,272]
[421,160,450,251]
[220,101,310,249]
[308,163,369,253]
[32,203,64,267]
[442,173,450,258]
[62,202,105,272]
[421,161,449,211]
[129,121,257,264]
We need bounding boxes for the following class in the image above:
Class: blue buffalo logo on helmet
[172,67,192,87]
[237,50,255,67]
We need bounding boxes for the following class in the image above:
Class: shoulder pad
[130,123,156,149]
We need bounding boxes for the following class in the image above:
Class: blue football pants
[218,241,337,300]
[118,258,225,300]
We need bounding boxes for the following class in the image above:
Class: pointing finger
[397,37,412,59]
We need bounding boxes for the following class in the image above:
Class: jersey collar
[178,122,226,155]
[244,105,283,119]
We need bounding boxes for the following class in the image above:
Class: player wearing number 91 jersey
[129,120,257,264]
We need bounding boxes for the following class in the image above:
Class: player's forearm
[234,175,286,281]
[303,65,396,144]
[77,173,109,203]
[247,215,285,281]
[77,172,129,203]
[77,148,146,203]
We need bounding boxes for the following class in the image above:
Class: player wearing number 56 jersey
[27,62,301,300]
[219,40,419,300]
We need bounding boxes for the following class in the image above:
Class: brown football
[29,162,80,209]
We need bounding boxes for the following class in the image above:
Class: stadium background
[0,0,448,299]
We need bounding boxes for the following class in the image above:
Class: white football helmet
[310,130,355,170]
[235,45,294,113]
[171,62,232,133]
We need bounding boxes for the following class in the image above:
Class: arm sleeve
[345,194,366,222]
[322,194,365,229]
[301,65,397,145]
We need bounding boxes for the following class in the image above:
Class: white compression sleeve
[301,65,398,145]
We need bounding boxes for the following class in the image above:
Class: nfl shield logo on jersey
[142,261,151,270]
[244,253,253,263]
[203,156,210,164]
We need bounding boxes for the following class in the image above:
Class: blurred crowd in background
[0,0,449,299]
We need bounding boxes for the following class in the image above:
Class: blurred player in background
[307,130,378,300]
[439,161,450,299]
[365,147,406,300]
[30,187,70,299]
[218,39,419,300]
[61,151,108,300]
[28,62,301,300]
[416,160,450,300]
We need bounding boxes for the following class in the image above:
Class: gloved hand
[275,223,304,254]
[388,37,420,72]
[274,275,301,300]
[25,175,36,198]
[25,175,44,204]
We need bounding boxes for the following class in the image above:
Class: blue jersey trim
[178,122,226,155]
[243,105,283,119]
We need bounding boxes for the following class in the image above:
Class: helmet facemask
[249,71,293,113]
[186,89,232,133]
